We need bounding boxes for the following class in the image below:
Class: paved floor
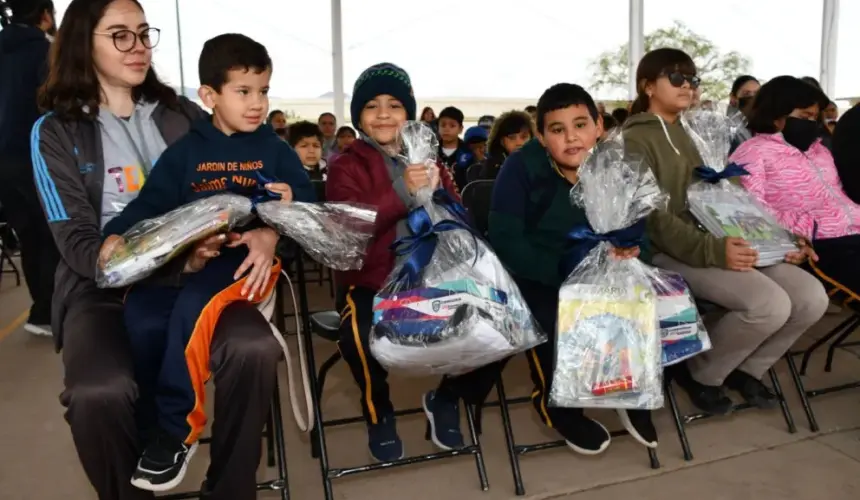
[1,264,859,500]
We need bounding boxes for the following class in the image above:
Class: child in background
[437,106,469,171]
[268,109,288,140]
[289,120,326,181]
[455,125,488,188]
[99,33,315,492]
[335,125,356,152]
[474,110,534,182]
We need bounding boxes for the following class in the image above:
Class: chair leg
[270,378,290,500]
[266,409,276,467]
[463,403,490,491]
[768,366,796,433]
[824,316,860,372]
[495,377,525,496]
[785,352,820,432]
[665,379,694,461]
[310,352,341,459]
[299,313,335,500]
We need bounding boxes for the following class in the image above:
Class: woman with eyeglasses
[623,48,827,417]
[32,1,284,498]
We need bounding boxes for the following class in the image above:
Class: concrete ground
[1,260,859,500]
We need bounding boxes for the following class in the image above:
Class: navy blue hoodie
[103,118,315,236]
[0,24,50,156]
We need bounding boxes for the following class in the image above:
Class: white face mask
[45,33,55,43]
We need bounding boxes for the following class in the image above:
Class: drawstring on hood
[657,115,681,156]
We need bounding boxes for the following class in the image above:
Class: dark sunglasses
[663,71,701,89]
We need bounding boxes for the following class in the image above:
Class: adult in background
[318,111,337,158]
[0,0,60,336]
[32,0,282,498]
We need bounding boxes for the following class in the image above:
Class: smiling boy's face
[538,104,602,170]
[201,67,271,135]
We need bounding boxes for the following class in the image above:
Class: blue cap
[464,126,488,144]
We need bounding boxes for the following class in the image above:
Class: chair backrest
[312,180,326,202]
[461,180,494,237]
[466,163,484,185]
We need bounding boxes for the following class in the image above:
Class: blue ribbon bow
[390,200,478,288]
[230,170,282,209]
[560,219,646,276]
[694,162,750,184]
[432,188,473,227]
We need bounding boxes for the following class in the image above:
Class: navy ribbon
[694,162,750,184]
[432,188,473,228]
[229,170,282,209]
[561,219,646,276]
[390,204,478,288]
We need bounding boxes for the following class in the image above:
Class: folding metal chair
[295,256,490,500]
[785,302,860,432]
[664,300,796,461]
[0,216,22,288]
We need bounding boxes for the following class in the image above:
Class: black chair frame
[785,310,860,432]
[0,220,21,288]
[296,257,490,500]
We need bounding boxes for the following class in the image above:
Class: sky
[49,0,860,101]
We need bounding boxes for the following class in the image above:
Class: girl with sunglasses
[623,48,827,417]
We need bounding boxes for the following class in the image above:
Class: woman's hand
[609,246,641,260]
[725,236,758,271]
[98,235,126,269]
[266,182,293,204]
[228,227,279,300]
[784,238,818,265]
[183,233,229,273]
[404,164,439,194]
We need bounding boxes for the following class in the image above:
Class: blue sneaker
[423,390,464,450]
[367,415,404,462]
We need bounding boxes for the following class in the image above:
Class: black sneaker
[724,370,779,409]
[552,409,611,455]
[617,409,658,448]
[367,415,404,462]
[671,364,734,416]
[423,390,464,450]
[130,431,198,492]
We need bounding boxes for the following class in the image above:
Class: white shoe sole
[24,323,52,336]
[564,419,612,455]
[422,393,460,451]
[617,409,658,449]
[130,442,198,492]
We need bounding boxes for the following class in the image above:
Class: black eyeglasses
[663,71,701,90]
[94,27,160,53]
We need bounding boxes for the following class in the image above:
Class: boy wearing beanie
[326,63,480,462]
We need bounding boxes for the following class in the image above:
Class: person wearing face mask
[0,0,59,337]
[731,76,860,296]
[267,109,288,140]
[623,51,828,417]
[727,75,760,154]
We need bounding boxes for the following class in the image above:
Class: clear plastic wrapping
[550,139,666,410]
[683,110,797,267]
[369,121,546,376]
[256,201,377,271]
[97,194,254,288]
[648,268,711,366]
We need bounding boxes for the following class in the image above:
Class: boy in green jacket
[488,83,658,454]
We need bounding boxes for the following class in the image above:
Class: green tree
[590,21,752,100]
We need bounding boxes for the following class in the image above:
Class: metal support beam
[819,0,840,97]
[331,0,346,126]
[628,0,645,99]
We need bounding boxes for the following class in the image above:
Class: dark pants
[811,234,860,294]
[336,285,496,423]
[61,288,281,500]
[0,154,60,324]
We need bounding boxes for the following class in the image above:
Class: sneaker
[724,370,779,409]
[423,390,464,450]
[552,410,611,455]
[130,431,198,492]
[367,415,404,462]
[671,364,734,416]
[617,409,658,448]
[23,323,52,337]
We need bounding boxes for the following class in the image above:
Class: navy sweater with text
[104,119,315,236]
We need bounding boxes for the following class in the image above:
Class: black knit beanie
[350,62,416,131]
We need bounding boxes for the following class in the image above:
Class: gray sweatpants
[653,254,828,386]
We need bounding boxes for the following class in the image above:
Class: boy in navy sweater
[100,33,314,492]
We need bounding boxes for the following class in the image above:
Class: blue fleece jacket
[103,118,315,236]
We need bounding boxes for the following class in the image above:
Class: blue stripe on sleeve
[30,114,69,222]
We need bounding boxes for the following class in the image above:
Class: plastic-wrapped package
[369,121,546,376]
[648,269,711,366]
[97,194,254,288]
[550,139,666,410]
[683,110,797,267]
[256,201,377,271]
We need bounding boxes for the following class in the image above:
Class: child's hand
[98,235,126,269]
[609,246,640,260]
[183,233,228,273]
[228,227,279,300]
[266,182,293,204]
[404,164,435,194]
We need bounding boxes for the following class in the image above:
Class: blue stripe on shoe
[30,114,69,222]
